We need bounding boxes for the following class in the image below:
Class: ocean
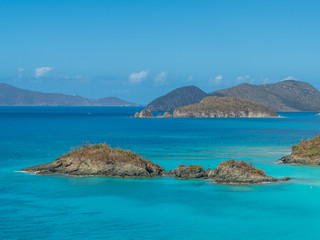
[1,107,320,240]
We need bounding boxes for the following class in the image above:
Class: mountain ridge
[0,83,139,106]
[209,80,320,111]
[146,85,207,112]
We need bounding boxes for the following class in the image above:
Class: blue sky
[1,0,320,103]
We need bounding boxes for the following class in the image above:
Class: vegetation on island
[22,142,165,177]
[279,135,320,166]
[63,142,144,163]
[218,159,266,176]
[22,143,290,183]
[173,96,278,118]
[178,97,272,112]
[169,164,207,179]
[208,159,282,184]
[291,135,320,159]
[188,164,204,173]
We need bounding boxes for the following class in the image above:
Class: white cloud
[216,74,223,81]
[236,75,251,82]
[154,71,168,86]
[35,67,54,78]
[283,76,298,81]
[209,75,223,85]
[128,70,149,84]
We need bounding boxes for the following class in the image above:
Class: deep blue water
[1,107,320,240]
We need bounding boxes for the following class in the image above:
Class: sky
[1,0,320,104]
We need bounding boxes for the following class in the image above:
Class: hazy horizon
[0,78,313,105]
[1,0,320,103]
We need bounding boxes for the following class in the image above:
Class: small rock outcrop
[279,135,320,166]
[134,109,154,118]
[169,160,289,184]
[207,160,287,184]
[157,112,173,118]
[134,109,173,118]
[163,112,173,118]
[22,143,166,177]
[170,164,207,179]
[173,96,279,118]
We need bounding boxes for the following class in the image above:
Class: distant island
[209,80,320,111]
[172,96,278,118]
[145,80,320,112]
[146,85,207,112]
[3,80,319,110]
[0,83,139,106]
[134,96,278,118]
[279,135,320,166]
[3,80,320,110]
[22,143,290,184]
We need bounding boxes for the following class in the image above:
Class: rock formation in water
[169,164,208,179]
[22,143,166,177]
[207,160,284,184]
[162,112,173,118]
[157,112,173,118]
[170,160,289,184]
[172,96,279,118]
[279,135,320,166]
[134,109,173,118]
[134,109,154,118]
[22,144,290,184]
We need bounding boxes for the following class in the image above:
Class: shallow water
[1,107,320,239]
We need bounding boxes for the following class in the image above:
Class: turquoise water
[1,107,320,240]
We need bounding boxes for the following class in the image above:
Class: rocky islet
[22,145,290,184]
[279,135,320,166]
[134,96,279,118]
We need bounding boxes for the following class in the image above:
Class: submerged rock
[134,109,154,118]
[279,135,320,166]
[170,164,207,179]
[22,143,166,177]
[207,160,288,184]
